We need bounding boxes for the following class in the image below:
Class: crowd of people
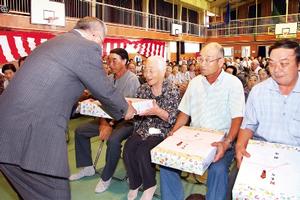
[0,56,26,95]
[0,17,299,200]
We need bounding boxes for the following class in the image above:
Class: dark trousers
[74,119,133,181]
[123,134,163,190]
[0,163,70,200]
[75,119,99,167]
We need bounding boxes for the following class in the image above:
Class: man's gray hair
[203,42,224,58]
[74,17,107,35]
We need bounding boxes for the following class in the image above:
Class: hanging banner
[0,31,54,64]
[0,31,165,64]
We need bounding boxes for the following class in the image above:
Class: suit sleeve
[75,45,128,120]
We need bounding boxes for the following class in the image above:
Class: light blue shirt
[179,70,245,133]
[241,74,300,146]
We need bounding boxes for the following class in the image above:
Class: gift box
[232,140,300,199]
[150,126,225,175]
[78,100,112,119]
[78,98,154,118]
[125,98,154,114]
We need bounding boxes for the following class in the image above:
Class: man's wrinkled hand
[235,144,251,168]
[211,141,229,163]
[99,125,113,140]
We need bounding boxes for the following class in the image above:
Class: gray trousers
[0,163,70,200]
[74,119,134,181]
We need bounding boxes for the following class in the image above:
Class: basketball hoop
[45,16,59,25]
[282,30,289,38]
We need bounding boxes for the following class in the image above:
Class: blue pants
[160,148,234,200]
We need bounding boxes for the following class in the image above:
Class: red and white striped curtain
[0,31,165,64]
[0,31,54,64]
[103,38,165,58]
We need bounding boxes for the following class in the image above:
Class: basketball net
[282,31,289,38]
[45,17,59,28]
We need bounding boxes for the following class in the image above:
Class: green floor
[0,117,206,200]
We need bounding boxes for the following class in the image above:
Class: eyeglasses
[199,57,222,64]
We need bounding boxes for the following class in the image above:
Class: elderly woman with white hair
[123,56,180,200]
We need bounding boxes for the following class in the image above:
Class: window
[248,4,261,18]
[272,0,286,15]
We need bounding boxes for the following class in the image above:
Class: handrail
[1,0,300,38]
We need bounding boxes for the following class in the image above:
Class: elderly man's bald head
[201,42,224,58]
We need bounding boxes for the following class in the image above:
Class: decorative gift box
[232,140,300,200]
[78,98,154,118]
[78,100,112,118]
[150,126,225,175]
[126,98,154,114]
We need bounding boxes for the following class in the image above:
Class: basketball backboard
[171,23,182,36]
[31,0,65,27]
[275,22,297,39]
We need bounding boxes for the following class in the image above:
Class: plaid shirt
[241,74,300,146]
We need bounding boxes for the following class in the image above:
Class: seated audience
[18,56,27,68]
[177,64,191,97]
[188,64,196,79]
[250,59,262,75]
[124,56,180,200]
[225,65,237,76]
[236,39,300,166]
[2,63,17,89]
[165,66,173,82]
[244,74,258,101]
[69,48,140,194]
[234,58,243,73]
[159,42,245,200]
[128,63,137,74]
[179,64,191,83]
[169,65,182,85]
[258,68,270,82]
[241,57,251,70]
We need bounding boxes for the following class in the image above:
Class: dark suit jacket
[0,73,4,95]
[0,30,128,178]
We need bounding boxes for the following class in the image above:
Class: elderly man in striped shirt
[160,42,245,200]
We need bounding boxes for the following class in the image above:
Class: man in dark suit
[0,73,4,95]
[0,17,135,199]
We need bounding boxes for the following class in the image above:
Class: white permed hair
[146,56,166,72]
